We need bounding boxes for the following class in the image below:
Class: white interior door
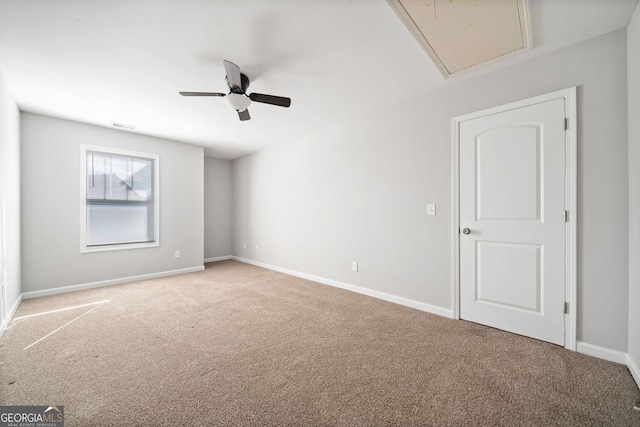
[458,97,567,346]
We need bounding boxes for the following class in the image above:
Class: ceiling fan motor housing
[227,73,250,94]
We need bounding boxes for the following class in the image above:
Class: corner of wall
[0,293,22,339]
[0,68,22,336]
[627,0,640,391]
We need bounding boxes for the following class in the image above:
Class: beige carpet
[1,260,639,426]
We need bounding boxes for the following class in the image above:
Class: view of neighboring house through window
[81,145,159,252]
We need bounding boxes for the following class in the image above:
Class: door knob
[462,228,471,235]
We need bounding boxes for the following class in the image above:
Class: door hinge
[564,301,569,314]
[564,210,569,222]
[564,118,569,130]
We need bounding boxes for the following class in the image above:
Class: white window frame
[80,144,160,253]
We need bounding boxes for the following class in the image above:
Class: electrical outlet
[174,250,181,258]
[427,204,436,216]
[352,261,358,272]
[255,245,259,252]
[243,243,247,250]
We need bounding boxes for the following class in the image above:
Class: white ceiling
[0,0,638,159]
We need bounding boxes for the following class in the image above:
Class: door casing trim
[451,87,577,351]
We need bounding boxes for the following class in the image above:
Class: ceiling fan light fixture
[224,93,251,112]
[179,60,291,121]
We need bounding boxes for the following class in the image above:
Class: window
[81,145,159,252]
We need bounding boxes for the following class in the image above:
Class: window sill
[81,241,159,253]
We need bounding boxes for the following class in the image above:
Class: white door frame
[451,87,577,351]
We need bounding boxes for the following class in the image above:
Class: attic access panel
[388,0,531,77]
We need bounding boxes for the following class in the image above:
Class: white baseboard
[232,256,454,319]
[21,265,205,300]
[576,341,628,365]
[204,255,232,263]
[0,293,23,339]
[627,353,640,390]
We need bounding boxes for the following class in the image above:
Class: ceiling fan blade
[249,92,291,108]
[179,92,226,97]
[223,60,243,92]
[238,109,251,121]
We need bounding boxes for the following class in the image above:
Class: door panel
[477,125,541,221]
[477,241,541,312]
[459,98,566,346]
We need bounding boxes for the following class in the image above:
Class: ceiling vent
[111,122,136,130]
[388,0,532,77]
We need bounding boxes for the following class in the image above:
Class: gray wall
[21,113,204,292]
[0,70,20,325]
[628,2,640,382]
[204,156,232,259]
[232,30,630,352]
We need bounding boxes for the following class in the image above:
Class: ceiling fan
[179,60,291,121]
